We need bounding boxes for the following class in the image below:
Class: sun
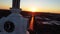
[31,8,36,12]
[29,7,37,12]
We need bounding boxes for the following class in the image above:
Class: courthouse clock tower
[0,0,28,34]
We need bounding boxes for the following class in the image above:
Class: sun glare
[29,7,37,12]
[31,8,36,12]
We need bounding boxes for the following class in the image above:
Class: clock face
[4,21,15,33]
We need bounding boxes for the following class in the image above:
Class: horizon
[0,0,60,13]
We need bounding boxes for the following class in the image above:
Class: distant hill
[0,9,11,18]
[0,9,60,20]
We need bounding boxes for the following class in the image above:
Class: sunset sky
[0,0,60,13]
